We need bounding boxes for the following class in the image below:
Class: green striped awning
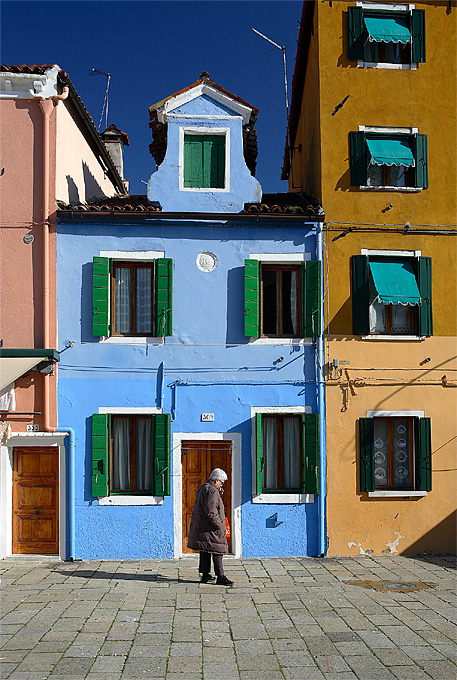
[366,137,415,168]
[364,15,411,44]
[369,260,421,306]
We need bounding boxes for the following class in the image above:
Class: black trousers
[199,552,224,577]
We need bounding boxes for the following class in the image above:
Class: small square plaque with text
[201,413,214,422]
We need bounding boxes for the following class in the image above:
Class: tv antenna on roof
[252,28,294,188]
[89,68,111,132]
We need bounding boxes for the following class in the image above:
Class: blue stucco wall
[57,219,320,559]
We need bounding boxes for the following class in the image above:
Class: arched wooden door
[182,440,232,554]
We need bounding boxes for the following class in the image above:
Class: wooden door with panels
[12,447,59,554]
[182,440,232,554]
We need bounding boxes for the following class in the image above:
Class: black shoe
[200,573,215,583]
[216,576,234,586]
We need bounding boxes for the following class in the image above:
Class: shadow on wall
[226,266,249,347]
[401,511,457,556]
[81,261,95,343]
[337,10,358,69]
[327,296,352,337]
[66,175,80,205]
[82,161,104,202]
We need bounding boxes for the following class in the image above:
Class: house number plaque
[201,413,214,422]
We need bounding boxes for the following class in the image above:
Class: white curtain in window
[369,299,386,332]
[113,418,130,490]
[136,268,152,334]
[283,418,300,488]
[115,268,130,333]
[262,418,277,489]
[136,418,153,491]
[290,270,297,334]
[391,304,410,333]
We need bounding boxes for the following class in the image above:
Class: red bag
[225,517,230,538]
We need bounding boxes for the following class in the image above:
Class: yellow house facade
[284,0,457,555]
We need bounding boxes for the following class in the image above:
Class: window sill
[357,60,418,70]
[249,338,312,346]
[100,336,166,345]
[252,493,314,504]
[368,491,426,498]
[98,496,164,506]
[359,185,422,192]
[361,335,425,341]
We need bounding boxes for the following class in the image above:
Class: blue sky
[1,0,302,196]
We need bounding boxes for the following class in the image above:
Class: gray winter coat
[187,480,228,554]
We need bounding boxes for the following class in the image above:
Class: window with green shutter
[347,5,425,65]
[91,413,171,497]
[349,130,428,190]
[244,259,321,339]
[92,257,173,338]
[184,134,225,189]
[254,413,319,494]
[351,254,432,337]
[360,415,431,493]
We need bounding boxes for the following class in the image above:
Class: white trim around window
[361,249,421,257]
[179,126,230,193]
[250,406,314,504]
[249,253,311,263]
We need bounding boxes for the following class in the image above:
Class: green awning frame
[369,260,421,306]
[364,15,411,44]
[366,137,415,168]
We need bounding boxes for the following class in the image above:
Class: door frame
[173,432,242,559]
[0,433,68,560]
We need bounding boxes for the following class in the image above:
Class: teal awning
[366,137,415,168]
[369,260,421,306]
[364,15,411,44]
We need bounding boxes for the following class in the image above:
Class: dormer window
[179,127,230,192]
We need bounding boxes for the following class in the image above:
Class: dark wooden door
[182,440,232,554]
[12,447,59,554]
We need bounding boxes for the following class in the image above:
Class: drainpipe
[317,225,327,557]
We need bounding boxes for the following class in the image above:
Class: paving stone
[315,654,353,673]
[373,647,416,666]
[282,667,325,680]
[275,649,316,666]
[166,655,202,673]
[416,659,457,678]
[51,656,94,675]
[90,655,126,672]
[236,653,280,670]
[305,636,339,656]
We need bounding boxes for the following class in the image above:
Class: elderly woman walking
[187,468,234,585]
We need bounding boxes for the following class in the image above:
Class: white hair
[209,468,227,482]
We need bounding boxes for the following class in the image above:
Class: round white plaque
[196,251,217,272]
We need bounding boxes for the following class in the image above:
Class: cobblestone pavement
[1,554,456,680]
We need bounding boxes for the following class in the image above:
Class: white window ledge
[368,491,426,498]
[98,496,164,506]
[359,186,422,192]
[252,493,314,504]
[100,337,166,345]
[357,61,418,70]
[249,338,311,346]
[362,335,425,341]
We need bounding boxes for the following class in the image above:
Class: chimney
[101,124,130,191]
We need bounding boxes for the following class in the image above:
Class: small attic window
[183,132,226,189]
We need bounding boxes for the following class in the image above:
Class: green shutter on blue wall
[154,258,173,337]
[303,261,322,338]
[351,256,370,335]
[184,135,225,188]
[303,413,319,494]
[255,413,263,495]
[184,135,204,188]
[93,257,110,336]
[244,259,261,337]
[411,9,426,63]
[92,414,109,497]
[153,414,171,496]
[414,417,432,492]
[359,418,375,492]
[347,6,365,60]
[415,134,428,189]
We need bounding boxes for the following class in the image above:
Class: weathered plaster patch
[384,531,405,554]
[348,541,373,555]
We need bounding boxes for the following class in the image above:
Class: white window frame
[179,126,230,193]
[360,248,425,340]
[97,406,164,505]
[366,409,427,497]
[98,250,167,345]
[251,406,314,504]
[358,126,422,192]
[356,2,418,70]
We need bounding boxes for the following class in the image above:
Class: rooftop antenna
[252,28,294,188]
[89,68,111,132]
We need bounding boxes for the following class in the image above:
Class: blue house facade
[56,75,326,560]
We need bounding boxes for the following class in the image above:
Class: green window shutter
[303,260,322,338]
[204,135,225,189]
[244,259,261,337]
[93,257,110,336]
[411,9,426,63]
[255,413,263,495]
[303,413,319,494]
[153,414,171,496]
[184,135,204,188]
[359,418,374,492]
[351,255,370,335]
[154,258,173,337]
[414,417,432,491]
[417,256,433,336]
[92,414,109,497]
[349,131,367,186]
[348,6,365,61]
[415,134,428,189]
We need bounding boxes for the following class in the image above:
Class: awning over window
[369,260,421,306]
[366,137,415,168]
[0,350,59,392]
[364,15,411,44]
